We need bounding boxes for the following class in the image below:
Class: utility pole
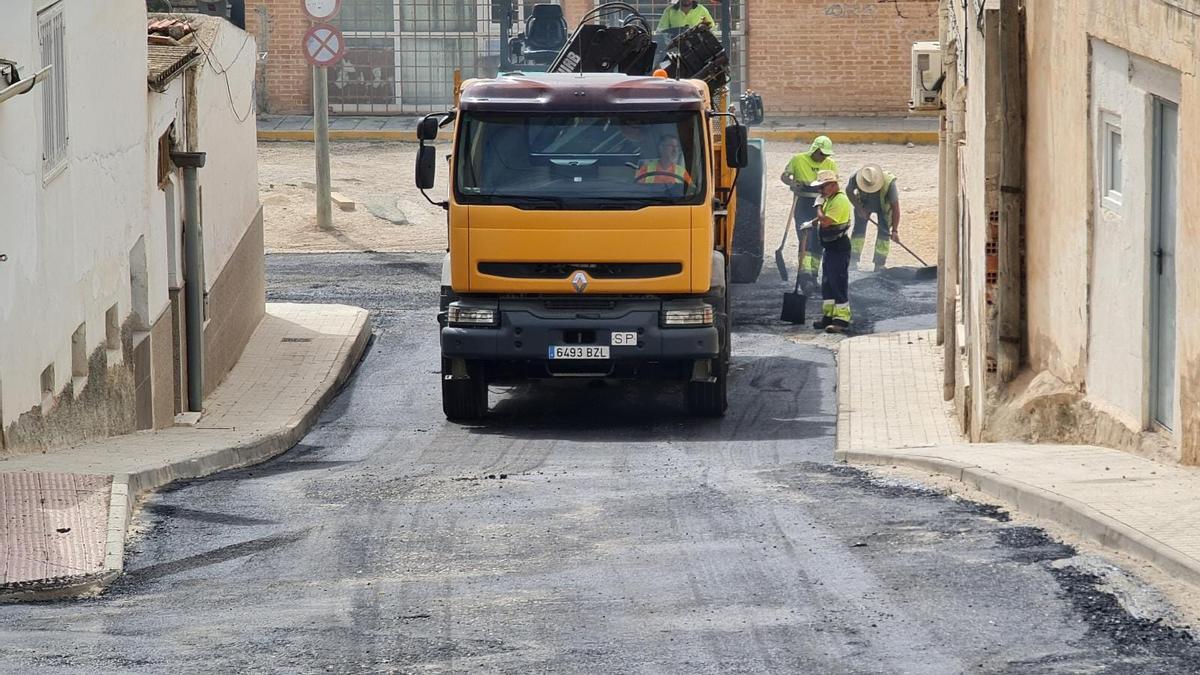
[313,65,333,231]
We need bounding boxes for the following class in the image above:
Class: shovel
[869,216,938,280]
[774,194,799,281]
[780,227,809,324]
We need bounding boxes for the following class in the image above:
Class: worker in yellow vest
[808,169,853,333]
[657,0,714,31]
[846,164,902,271]
[780,135,838,286]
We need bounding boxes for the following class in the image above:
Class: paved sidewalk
[258,114,939,145]
[836,330,1200,587]
[0,303,371,599]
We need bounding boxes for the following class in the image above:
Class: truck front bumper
[441,297,719,380]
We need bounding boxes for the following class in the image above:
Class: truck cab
[418,72,748,421]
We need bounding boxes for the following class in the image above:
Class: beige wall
[1017,0,1200,461]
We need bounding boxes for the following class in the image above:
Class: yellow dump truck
[416,8,759,421]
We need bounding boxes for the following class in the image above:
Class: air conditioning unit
[910,41,943,111]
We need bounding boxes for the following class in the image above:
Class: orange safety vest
[636,160,691,184]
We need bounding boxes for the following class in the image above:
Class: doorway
[1150,98,1178,431]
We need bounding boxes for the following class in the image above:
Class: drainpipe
[171,150,207,412]
[996,0,1025,383]
[939,3,959,400]
[936,0,949,348]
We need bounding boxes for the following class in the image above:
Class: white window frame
[1100,111,1122,211]
[38,1,68,180]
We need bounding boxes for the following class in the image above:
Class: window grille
[38,2,68,176]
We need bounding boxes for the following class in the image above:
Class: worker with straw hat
[846,163,902,271]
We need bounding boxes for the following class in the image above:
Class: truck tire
[731,139,766,284]
[442,360,487,422]
[686,360,727,417]
[687,289,730,417]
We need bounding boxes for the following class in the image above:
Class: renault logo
[571,271,589,294]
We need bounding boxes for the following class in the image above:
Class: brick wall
[561,0,592,26]
[246,0,312,114]
[247,0,938,117]
[747,0,938,115]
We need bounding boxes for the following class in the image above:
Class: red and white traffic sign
[303,23,346,68]
[303,0,341,21]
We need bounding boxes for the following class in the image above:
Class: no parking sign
[303,23,346,68]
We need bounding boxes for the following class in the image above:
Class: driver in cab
[657,0,714,31]
[635,135,691,185]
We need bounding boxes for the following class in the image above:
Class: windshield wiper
[479,194,565,209]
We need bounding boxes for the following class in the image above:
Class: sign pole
[313,64,332,231]
[303,0,343,232]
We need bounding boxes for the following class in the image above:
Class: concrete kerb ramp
[0,305,372,602]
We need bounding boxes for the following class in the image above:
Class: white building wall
[191,19,259,290]
[0,0,150,427]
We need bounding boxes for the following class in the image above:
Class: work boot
[812,316,832,331]
[825,319,850,334]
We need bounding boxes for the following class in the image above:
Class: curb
[835,448,1200,588]
[2,310,372,602]
[256,128,940,146]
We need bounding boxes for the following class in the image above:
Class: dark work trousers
[793,194,823,277]
[850,208,892,268]
[820,234,852,323]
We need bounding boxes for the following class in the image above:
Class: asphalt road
[1,254,1198,674]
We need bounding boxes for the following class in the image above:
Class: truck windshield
[454,111,706,209]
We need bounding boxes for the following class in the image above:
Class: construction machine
[417,2,766,421]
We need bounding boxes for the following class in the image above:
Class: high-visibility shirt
[785,151,838,195]
[818,191,852,242]
[657,3,715,31]
[636,160,691,184]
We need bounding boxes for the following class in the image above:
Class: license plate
[548,345,610,360]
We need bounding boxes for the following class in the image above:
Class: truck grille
[478,262,682,280]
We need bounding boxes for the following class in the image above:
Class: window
[455,110,706,210]
[1101,112,1122,209]
[38,2,68,176]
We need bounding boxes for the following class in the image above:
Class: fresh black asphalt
[0,253,1196,673]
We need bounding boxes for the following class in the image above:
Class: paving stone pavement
[0,303,370,596]
[837,330,960,453]
[836,329,1200,586]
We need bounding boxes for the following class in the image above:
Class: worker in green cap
[780,136,838,287]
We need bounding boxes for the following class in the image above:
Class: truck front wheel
[442,359,488,422]
[686,357,728,417]
[687,299,730,417]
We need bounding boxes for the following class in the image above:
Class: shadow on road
[469,354,832,443]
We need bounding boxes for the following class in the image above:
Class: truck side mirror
[725,124,749,169]
[417,116,440,142]
[416,145,437,190]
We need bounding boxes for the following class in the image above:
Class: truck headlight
[662,304,714,327]
[447,303,498,327]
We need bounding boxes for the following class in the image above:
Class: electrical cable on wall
[191,29,256,123]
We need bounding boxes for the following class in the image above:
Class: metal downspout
[171,151,207,412]
[996,0,1025,382]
